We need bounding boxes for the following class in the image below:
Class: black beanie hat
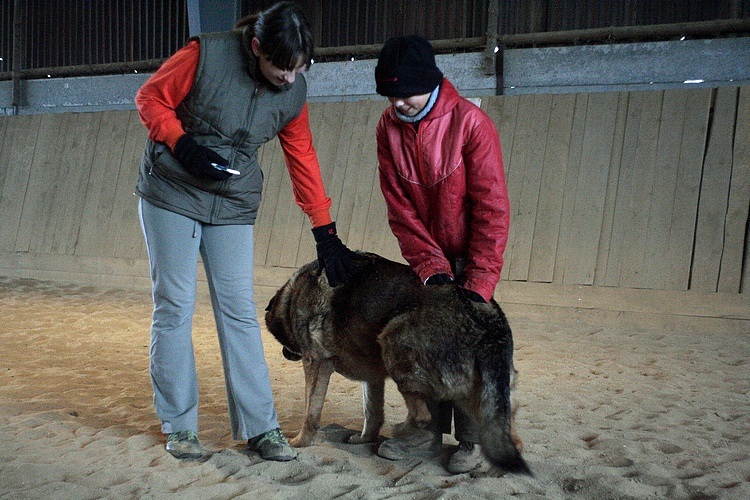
[375,35,444,98]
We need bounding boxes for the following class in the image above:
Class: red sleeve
[462,114,510,301]
[134,41,199,150]
[277,103,333,228]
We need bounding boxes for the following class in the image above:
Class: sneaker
[165,430,211,461]
[247,428,298,461]
[377,429,442,460]
[446,441,483,473]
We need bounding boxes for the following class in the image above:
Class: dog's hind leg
[290,358,335,447]
[348,378,385,444]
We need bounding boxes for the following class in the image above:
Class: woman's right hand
[173,135,232,181]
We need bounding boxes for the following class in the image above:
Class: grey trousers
[139,199,278,440]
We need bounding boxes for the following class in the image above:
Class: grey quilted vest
[136,30,307,225]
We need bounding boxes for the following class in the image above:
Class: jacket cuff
[308,207,333,228]
[462,277,495,302]
[415,259,453,286]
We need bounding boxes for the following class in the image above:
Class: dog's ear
[266,291,279,311]
[313,259,323,277]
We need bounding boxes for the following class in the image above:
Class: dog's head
[265,278,304,361]
[266,283,303,362]
[265,260,332,362]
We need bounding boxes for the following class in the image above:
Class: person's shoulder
[286,71,307,96]
[193,30,242,52]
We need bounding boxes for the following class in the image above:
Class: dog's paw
[392,421,420,439]
[289,433,313,448]
[347,433,378,444]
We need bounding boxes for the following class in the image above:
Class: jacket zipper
[209,80,259,223]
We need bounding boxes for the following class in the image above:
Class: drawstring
[192,220,198,238]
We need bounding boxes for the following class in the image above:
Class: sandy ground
[0,274,748,499]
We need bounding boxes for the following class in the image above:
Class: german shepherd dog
[264,253,530,474]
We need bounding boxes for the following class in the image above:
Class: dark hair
[235,2,313,71]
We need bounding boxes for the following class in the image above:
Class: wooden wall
[0,87,748,295]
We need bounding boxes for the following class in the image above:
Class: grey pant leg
[200,223,279,441]
[139,199,202,434]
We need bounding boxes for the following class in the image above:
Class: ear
[250,36,262,57]
[313,260,323,277]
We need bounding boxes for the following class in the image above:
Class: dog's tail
[475,333,532,476]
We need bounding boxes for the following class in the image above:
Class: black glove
[459,287,487,303]
[425,273,453,286]
[173,135,232,181]
[312,222,363,287]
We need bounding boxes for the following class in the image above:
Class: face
[388,93,431,117]
[251,37,306,87]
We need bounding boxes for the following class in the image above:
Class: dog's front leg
[348,378,385,444]
[290,357,335,447]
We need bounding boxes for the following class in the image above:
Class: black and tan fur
[264,253,530,474]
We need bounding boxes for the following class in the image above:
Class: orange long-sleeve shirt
[135,40,333,227]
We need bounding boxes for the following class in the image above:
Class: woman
[373,34,511,474]
[135,1,360,462]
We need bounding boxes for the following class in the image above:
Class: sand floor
[0,275,748,499]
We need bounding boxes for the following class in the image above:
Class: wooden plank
[0,115,40,253]
[601,92,637,288]
[553,93,587,283]
[641,90,688,289]
[484,95,519,282]
[593,92,629,286]
[16,114,65,253]
[113,111,148,259]
[738,88,750,295]
[617,91,664,289]
[691,87,737,292]
[254,136,285,267]
[665,89,711,291]
[0,117,9,188]
[719,87,750,293]
[528,93,576,283]
[327,100,374,251]
[495,95,520,181]
[51,112,102,255]
[338,99,386,257]
[362,101,405,263]
[506,94,552,282]
[74,110,132,257]
[264,128,301,268]
[34,113,75,254]
[502,94,535,281]
[362,182,403,262]
[562,92,620,285]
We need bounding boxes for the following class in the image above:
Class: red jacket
[376,79,510,301]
